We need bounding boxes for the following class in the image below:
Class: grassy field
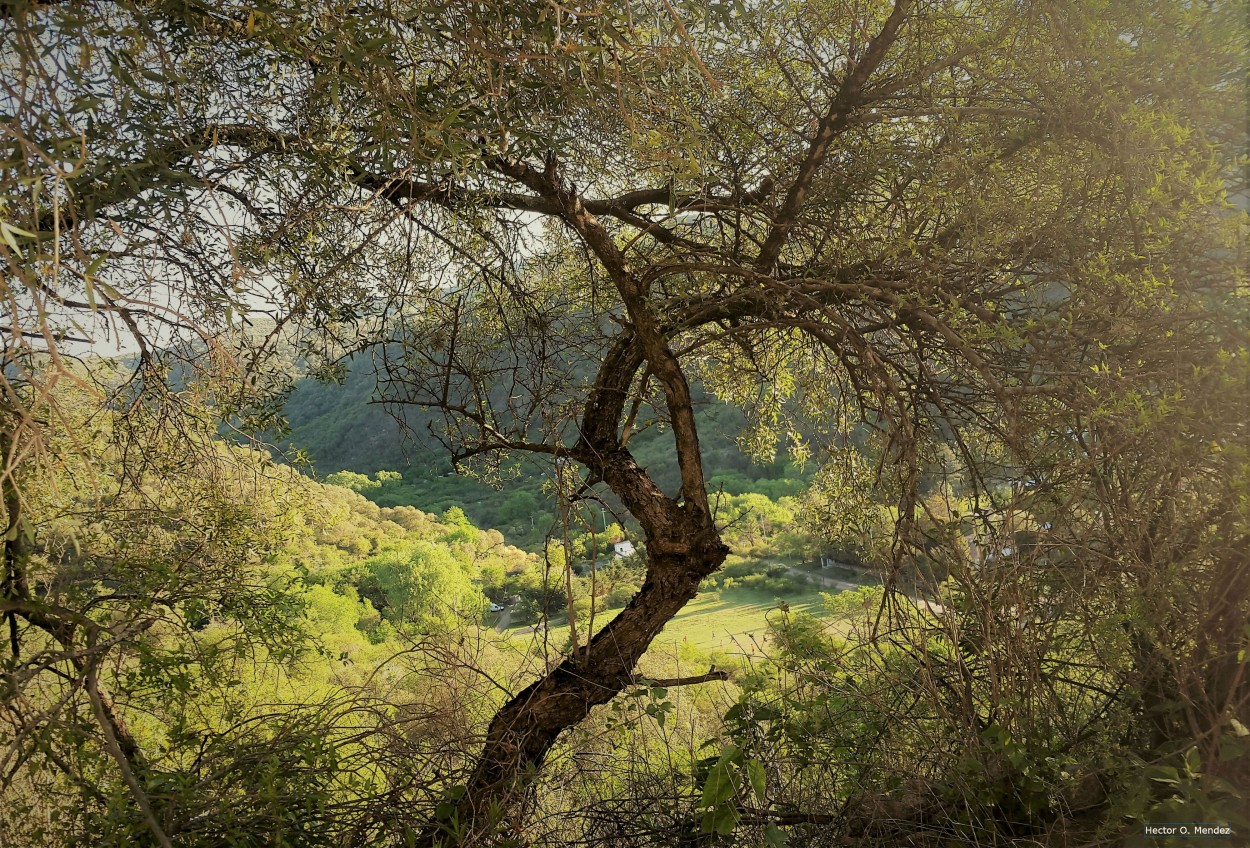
[503,585,847,660]
[652,587,833,654]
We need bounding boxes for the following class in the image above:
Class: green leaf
[85,254,108,277]
[746,758,766,803]
[0,221,36,258]
[2,222,36,240]
[764,823,789,848]
[699,746,746,835]
[1145,765,1179,785]
[700,751,741,808]
[711,803,740,835]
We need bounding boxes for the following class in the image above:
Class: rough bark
[441,537,727,843]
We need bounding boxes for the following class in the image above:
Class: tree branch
[86,663,172,848]
[633,669,729,687]
[754,0,913,272]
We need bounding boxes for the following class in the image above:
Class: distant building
[613,540,636,558]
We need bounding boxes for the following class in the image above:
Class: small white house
[612,540,636,558]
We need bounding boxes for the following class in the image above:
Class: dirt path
[784,566,862,592]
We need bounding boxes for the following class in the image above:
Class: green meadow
[503,585,847,658]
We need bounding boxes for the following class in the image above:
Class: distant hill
[273,359,807,547]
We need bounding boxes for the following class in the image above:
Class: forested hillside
[276,360,807,546]
[0,387,859,844]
